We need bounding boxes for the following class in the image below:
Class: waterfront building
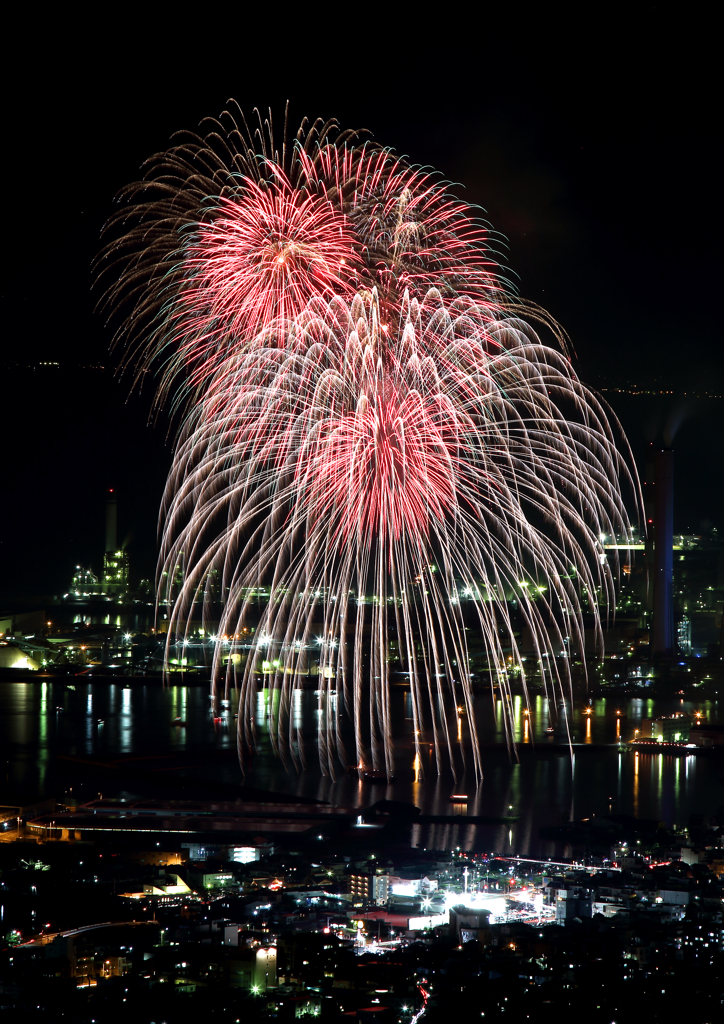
[652,714,690,742]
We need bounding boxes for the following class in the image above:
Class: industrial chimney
[106,489,118,554]
[652,448,674,656]
[102,489,129,595]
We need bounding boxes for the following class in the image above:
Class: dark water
[1,676,722,856]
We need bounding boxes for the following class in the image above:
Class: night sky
[2,10,721,604]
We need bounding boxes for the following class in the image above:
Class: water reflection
[38,682,48,791]
[0,680,719,856]
[85,688,94,754]
[121,686,132,752]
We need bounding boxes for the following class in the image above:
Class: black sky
[1,8,721,602]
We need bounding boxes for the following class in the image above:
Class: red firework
[100,107,516,407]
[103,106,639,781]
[301,383,460,547]
[295,143,504,310]
[176,173,360,390]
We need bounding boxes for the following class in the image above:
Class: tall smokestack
[105,489,117,553]
[644,443,655,615]
[652,448,674,656]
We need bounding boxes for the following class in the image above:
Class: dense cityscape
[1,789,723,1021]
[2,14,722,1023]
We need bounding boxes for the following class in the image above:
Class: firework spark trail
[101,105,641,782]
[157,291,635,780]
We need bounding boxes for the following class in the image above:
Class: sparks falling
[100,103,640,781]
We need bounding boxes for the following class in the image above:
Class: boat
[346,765,394,782]
[362,769,393,782]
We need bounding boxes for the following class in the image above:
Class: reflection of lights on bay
[111,107,639,777]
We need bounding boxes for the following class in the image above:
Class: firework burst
[102,105,640,781]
